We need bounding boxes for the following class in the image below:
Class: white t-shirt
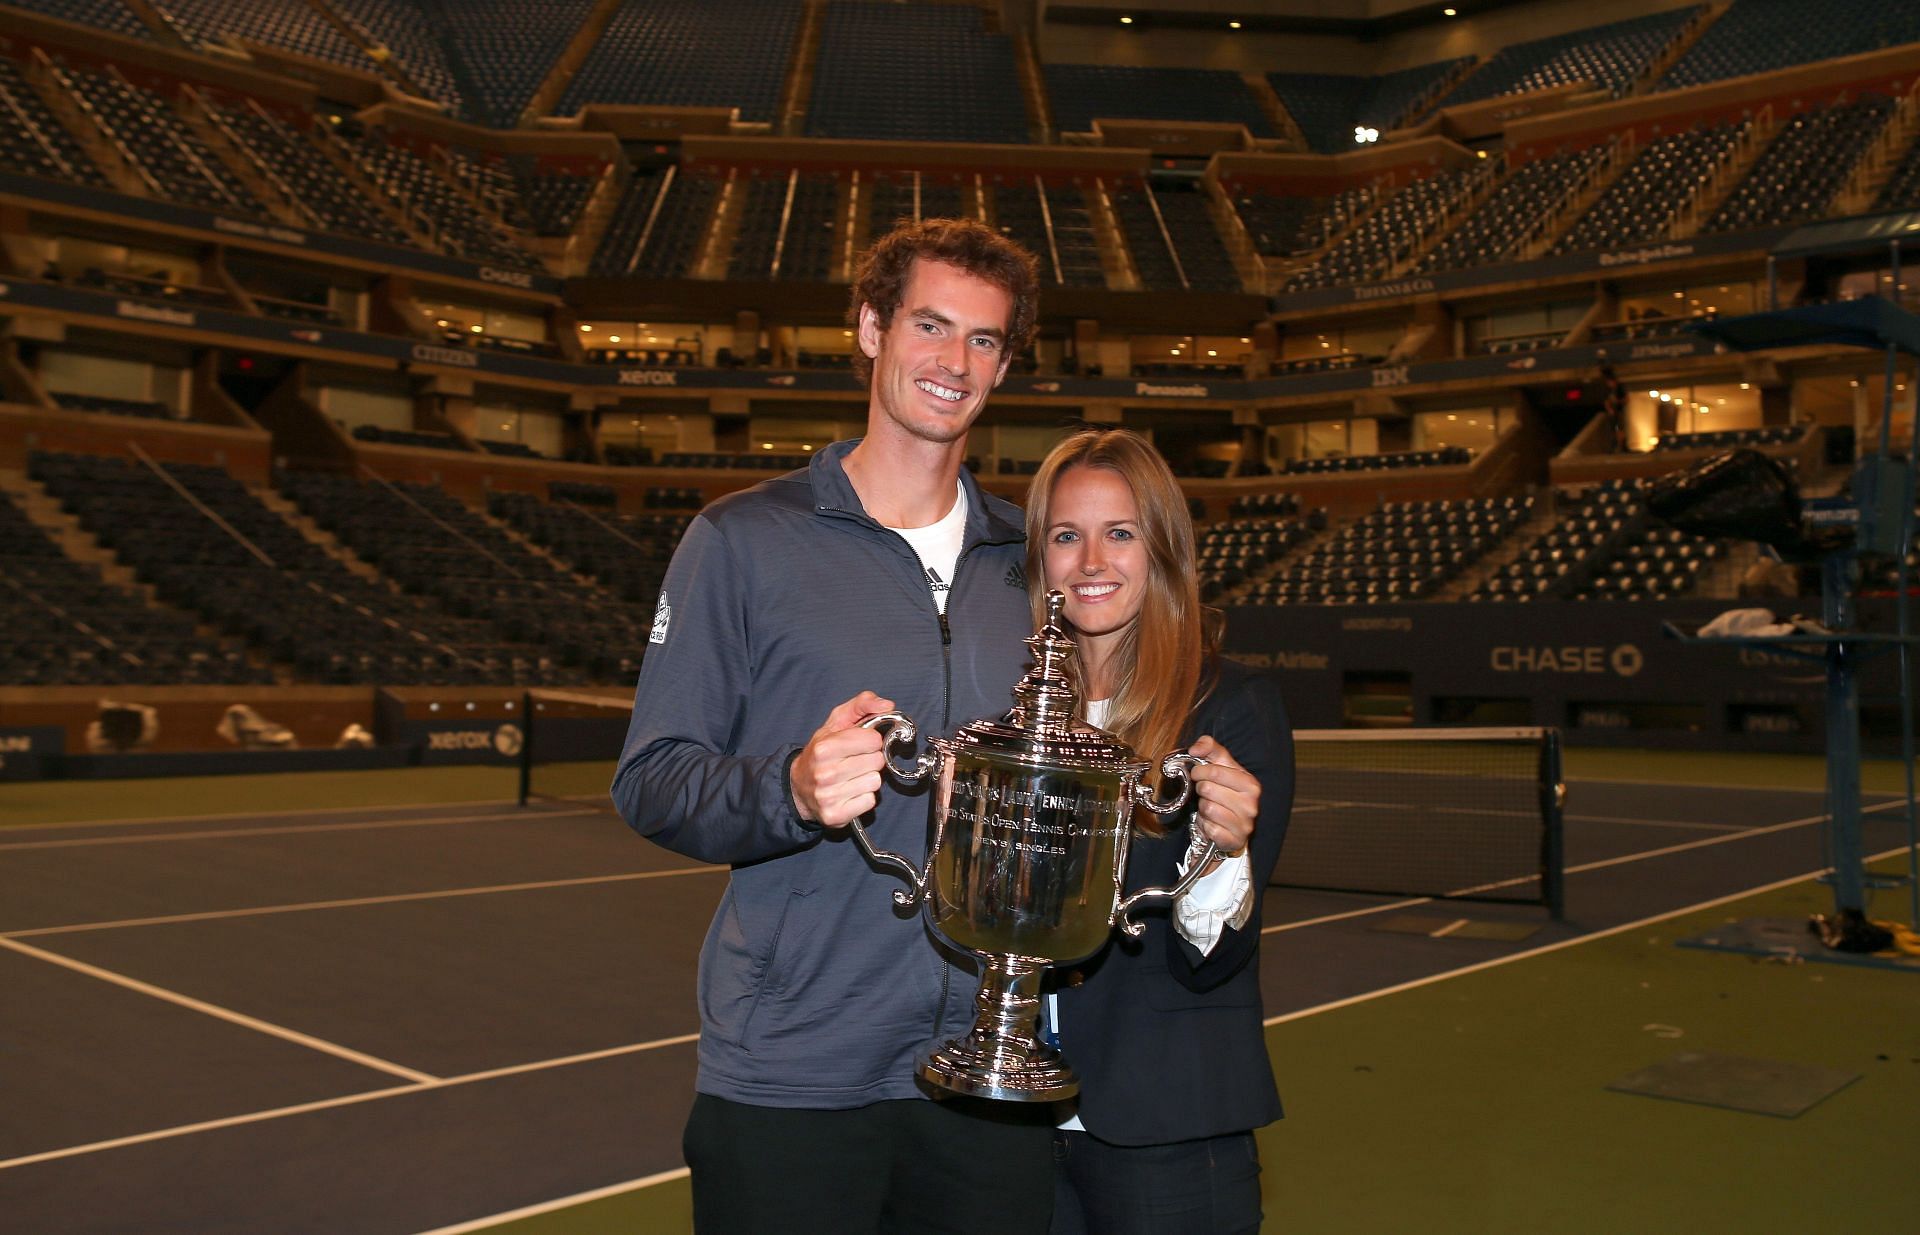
[886,479,967,614]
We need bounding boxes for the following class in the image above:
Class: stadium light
[1354,126,1379,143]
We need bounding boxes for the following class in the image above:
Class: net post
[1539,727,1566,921]
[517,689,534,807]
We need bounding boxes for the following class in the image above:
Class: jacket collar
[809,438,1023,549]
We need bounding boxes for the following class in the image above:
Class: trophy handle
[846,712,939,907]
[1113,753,1218,938]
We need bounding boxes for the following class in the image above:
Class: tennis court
[0,752,1914,1234]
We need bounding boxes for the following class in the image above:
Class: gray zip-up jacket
[612,439,1032,1108]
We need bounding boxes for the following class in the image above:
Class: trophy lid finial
[1010,589,1079,733]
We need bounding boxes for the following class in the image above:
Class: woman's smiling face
[1042,465,1148,646]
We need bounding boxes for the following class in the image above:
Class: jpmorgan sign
[1490,644,1643,677]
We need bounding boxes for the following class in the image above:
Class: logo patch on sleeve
[650,592,672,644]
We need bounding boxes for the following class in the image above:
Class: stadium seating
[162,0,379,73]
[1705,95,1893,234]
[1045,64,1273,138]
[7,0,149,40]
[1107,176,1242,292]
[29,451,550,686]
[1440,7,1702,106]
[806,2,1027,144]
[54,62,266,215]
[1197,512,1313,602]
[507,161,602,237]
[1552,122,1745,254]
[489,489,686,609]
[602,168,719,279]
[1284,448,1472,475]
[1229,181,1373,262]
[1474,479,1727,602]
[210,100,413,245]
[1661,0,1920,91]
[1650,426,1802,451]
[281,470,648,682]
[728,169,840,281]
[1249,495,1532,605]
[557,0,801,124]
[435,0,600,129]
[0,487,266,685]
[1417,145,1612,273]
[0,55,107,187]
[326,0,464,114]
[1267,59,1470,153]
[331,126,541,269]
[1286,167,1484,290]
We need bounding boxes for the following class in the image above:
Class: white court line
[1566,813,1748,833]
[1262,841,1914,1028]
[1564,773,1904,796]
[1261,797,1910,935]
[1,799,1907,1185]
[408,839,1920,1233]
[0,936,436,1084]
[409,1169,692,1235]
[3,865,724,939]
[0,1033,700,1173]
[0,808,596,852]
[0,797,535,834]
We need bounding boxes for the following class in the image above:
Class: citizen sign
[411,343,478,367]
[1491,644,1644,677]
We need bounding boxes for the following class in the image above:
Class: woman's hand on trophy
[790,691,896,828]
[1186,735,1259,861]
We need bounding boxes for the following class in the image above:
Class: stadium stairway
[1518,137,1632,261]
[0,466,146,594]
[1430,491,1561,601]
[520,0,627,124]
[1671,110,1779,239]
[0,463,286,681]
[475,500,606,590]
[1837,80,1920,215]
[251,485,390,586]
[175,88,309,231]
[1627,2,1726,98]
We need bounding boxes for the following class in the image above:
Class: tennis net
[517,688,633,809]
[1279,726,1565,918]
[517,695,1566,918]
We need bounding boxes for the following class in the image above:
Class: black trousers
[1050,1128,1263,1235]
[683,1092,1055,1235]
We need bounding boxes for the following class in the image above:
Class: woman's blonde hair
[1024,429,1217,827]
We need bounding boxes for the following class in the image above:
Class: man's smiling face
[859,258,1014,448]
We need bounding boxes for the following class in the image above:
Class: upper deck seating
[806,2,1027,144]
[163,0,379,72]
[1552,122,1744,254]
[1705,95,1893,234]
[1440,6,1701,105]
[1045,64,1273,137]
[557,0,801,124]
[437,0,599,128]
[1662,0,1920,91]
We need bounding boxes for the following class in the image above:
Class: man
[612,218,1049,1234]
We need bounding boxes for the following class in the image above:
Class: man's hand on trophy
[1186,736,1259,862]
[791,691,896,828]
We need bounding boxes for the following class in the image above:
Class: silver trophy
[848,590,1216,1102]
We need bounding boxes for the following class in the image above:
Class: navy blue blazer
[1053,658,1292,1147]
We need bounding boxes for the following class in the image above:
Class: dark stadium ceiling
[1044,0,1535,38]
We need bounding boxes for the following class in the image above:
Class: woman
[1027,429,1293,1235]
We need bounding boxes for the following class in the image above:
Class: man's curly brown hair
[848,217,1041,387]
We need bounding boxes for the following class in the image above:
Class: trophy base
[916,954,1078,1102]
[919,1036,1077,1103]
